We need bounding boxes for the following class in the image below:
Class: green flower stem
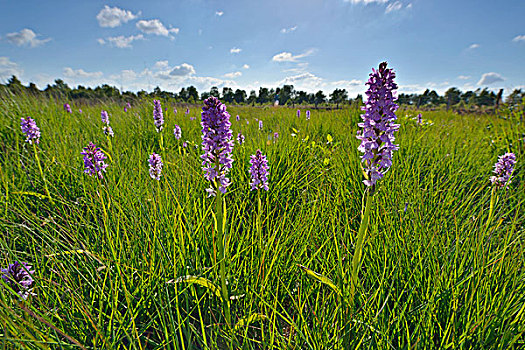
[33,143,53,205]
[215,189,232,326]
[350,190,372,301]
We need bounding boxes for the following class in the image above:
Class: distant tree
[506,89,523,106]
[445,87,461,109]
[222,87,234,103]
[210,86,220,98]
[7,75,24,92]
[257,87,270,104]
[475,88,497,106]
[314,90,326,108]
[137,90,148,99]
[329,88,348,109]
[247,90,257,106]
[234,89,247,104]
[179,88,189,101]
[279,85,295,105]
[27,82,39,95]
[295,90,308,104]
[201,91,210,100]
[187,86,199,102]
[461,90,476,105]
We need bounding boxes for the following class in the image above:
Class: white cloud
[345,0,388,4]
[98,35,144,48]
[63,67,103,79]
[467,43,480,50]
[109,69,138,82]
[224,71,242,78]
[169,63,196,77]
[154,60,170,69]
[406,3,413,9]
[280,26,297,34]
[477,72,504,85]
[385,1,403,13]
[272,49,316,62]
[512,35,525,42]
[331,79,363,86]
[215,11,224,16]
[136,19,179,37]
[242,64,250,69]
[4,28,51,47]
[230,47,242,54]
[0,57,23,79]
[96,6,139,28]
[458,75,471,80]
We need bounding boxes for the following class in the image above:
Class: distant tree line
[2,75,524,110]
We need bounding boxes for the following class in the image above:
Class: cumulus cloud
[385,1,403,13]
[136,19,179,37]
[512,35,525,42]
[4,28,51,47]
[230,47,242,54]
[96,6,139,28]
[272,49,316,62]
[154,60,170,69]
[242,64,250,69]
[215,11,224,16]
[280,26,297,34]
[224,71,242,78]
[169,63,196,77]
[458,75,471,80]
[0,57,23,79]
[63,67,103,79]
[477,72,504,85]
[98,35,144,48]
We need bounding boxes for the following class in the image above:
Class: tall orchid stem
[33,143,53,205]
[215,189,232,326]
[350,190,372,301]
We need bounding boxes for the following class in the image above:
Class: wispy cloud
[98,35,144,48]
[242,64,250,69]
[0,57,23,79]
[385,1,403,13]
[457,75,471,80]
[477,72,504,85]
[215,11,224,16]
[467,43,480,50]
[4,29,51,48]
[136,19,179,38]
[63,67,103,79]
[512,35,525,42]
[96,6,139,28]
[280,26,297,34]
[272,49,316,62]
[224,71,242,78]
[230,47,242,54]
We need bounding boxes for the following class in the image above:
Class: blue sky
[0,0,524,97]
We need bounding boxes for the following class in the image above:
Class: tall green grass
[1,90,524,349]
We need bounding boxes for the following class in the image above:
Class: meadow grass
[0,90,524,349]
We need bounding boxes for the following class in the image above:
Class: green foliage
[0,94,524,348]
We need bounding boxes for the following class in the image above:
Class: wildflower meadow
[1,62,524,349]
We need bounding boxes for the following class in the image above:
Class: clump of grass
[0,89,524,348]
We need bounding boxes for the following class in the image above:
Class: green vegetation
[0,90,524,348]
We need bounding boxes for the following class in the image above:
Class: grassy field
[0,91,524,349]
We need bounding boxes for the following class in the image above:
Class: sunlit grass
[1,90,524,349]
